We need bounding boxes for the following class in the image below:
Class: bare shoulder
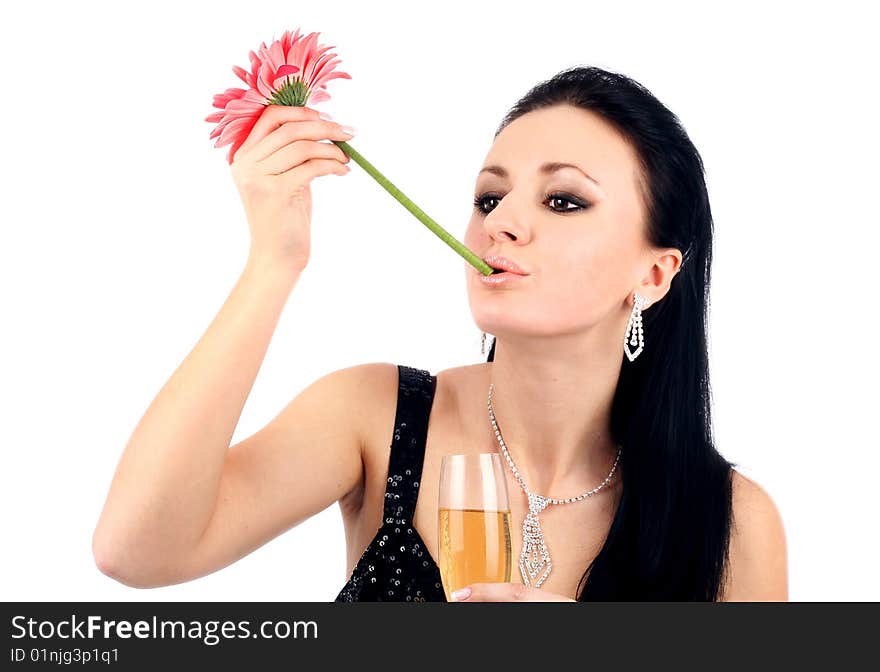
[356,361,479,467]
[347,362,468,518]
[337,361,400,487]
[356,361,476,444]
[323,361,400,443]
[720,469,789,601]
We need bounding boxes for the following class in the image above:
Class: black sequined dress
[335,365,447,602]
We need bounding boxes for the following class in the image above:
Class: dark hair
[486,66,737,601]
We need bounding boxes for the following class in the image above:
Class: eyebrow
[478,162,601,186]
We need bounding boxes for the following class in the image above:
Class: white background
[1,0,876,601]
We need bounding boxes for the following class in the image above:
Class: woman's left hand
[449,582,576,602]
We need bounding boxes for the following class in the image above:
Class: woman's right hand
[229,104,355,272]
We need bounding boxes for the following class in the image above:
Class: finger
[250,120,354,166]
[452,582,531,602]
[276,157,351,190]
[236,104,323,158]
[258,138,349,176]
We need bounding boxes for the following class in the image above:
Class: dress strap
[382,365,436,519]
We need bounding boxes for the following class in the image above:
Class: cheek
[537,240,627,323]
[463,217,484,251]
[557,222,636,293]
[556,237,612,293]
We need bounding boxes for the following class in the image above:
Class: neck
[481,328,623,498]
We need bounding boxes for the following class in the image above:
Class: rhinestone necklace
[487,382,622,589]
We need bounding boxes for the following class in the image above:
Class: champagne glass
[438,453,512,600]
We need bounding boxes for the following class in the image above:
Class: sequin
[335,365,446,603]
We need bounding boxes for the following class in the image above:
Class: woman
[92,66,787,602]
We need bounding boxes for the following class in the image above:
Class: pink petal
[257,62,276,99]
[310,57,346,87]
[226,97,263,114]
[248,49,262,76]
[276,63,300,77]
[243,88,269,104]
[281,27,302,54]
[307,89,330,105]
[312,70,352,90]
[209,116,236,139]
[232,65,251,86]
[227,137,247,164]
[216,87,247,103]
[297,33,321,72]
[267,40,285,71]
[216,116,254,147]
[301,50,330,85]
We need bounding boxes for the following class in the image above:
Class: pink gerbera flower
[205,28,351,164]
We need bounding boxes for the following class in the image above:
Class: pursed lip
[481,254,529,275]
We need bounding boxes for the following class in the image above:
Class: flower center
[270,71,311,107]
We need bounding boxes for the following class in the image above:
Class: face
[464,103,673,342]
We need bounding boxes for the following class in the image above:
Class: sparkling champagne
[438,507,512,598]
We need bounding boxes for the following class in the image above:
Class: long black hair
[486,66,737,600]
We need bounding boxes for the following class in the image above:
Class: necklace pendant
[488,382,623,593]
[519,494,552,588]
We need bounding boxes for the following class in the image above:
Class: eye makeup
[472,190,592,216]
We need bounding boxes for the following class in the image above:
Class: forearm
[93,258,302,577]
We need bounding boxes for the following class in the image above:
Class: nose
[483,199,529,243]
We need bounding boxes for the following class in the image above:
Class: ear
[638,247,683,306]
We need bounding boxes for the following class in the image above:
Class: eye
[472,191,590,216]
[473,193,502,215]
[545,193,585,213]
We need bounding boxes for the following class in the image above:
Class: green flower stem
[332,139,495,276]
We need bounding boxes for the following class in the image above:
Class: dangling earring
[481,332,487,356]
[624,293,650,362]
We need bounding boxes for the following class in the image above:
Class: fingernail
[319,112,334,121]
[450,587,471,601]
[339,124,356,135]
